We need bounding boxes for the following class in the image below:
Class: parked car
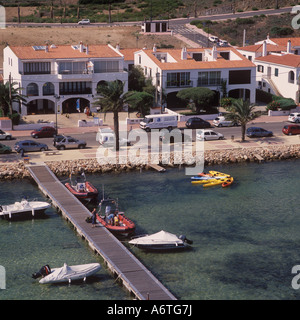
[31,126,57,138]
[282,124,300,135]
[14,140,48,153]
[53,135,72,147]
[196,129,224,141]
[246,127,273,138]
[160,130,192,144]
[0,129,12,140]
[185,117,211,129]
[0,143,12,154]
[209,36,219,43]
[288,113,300,123]
[218,39,228,47]
[55,136,86,150]
[78,19,90,25]
[213,116,238,127]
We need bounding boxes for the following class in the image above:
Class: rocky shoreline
[0,144,300,180]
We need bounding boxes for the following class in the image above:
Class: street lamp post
[54,94,60,135]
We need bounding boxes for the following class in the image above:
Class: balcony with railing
[59,87,92,95]
[58,69,94,80]
[59,81,92,96]
[197,78,224,87]
[165,80,193,88]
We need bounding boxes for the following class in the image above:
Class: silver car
[14,140,48,153]
[196,129,224,141]
[78,19,90,25]
[55,136,86,150]
[0,129,12,140]
[213,116,238,127]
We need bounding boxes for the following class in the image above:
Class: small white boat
[129,230,193,252]
[34,263,101,284]
[0,199,51,219]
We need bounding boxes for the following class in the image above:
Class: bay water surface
[1,160,300,300]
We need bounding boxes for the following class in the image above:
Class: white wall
[256,61,298,100]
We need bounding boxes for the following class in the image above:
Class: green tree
[128,66,146,92]
[225,98,260,141]
[176,87,215,113]
[0,81,27,116]
[94,80,125,151]
[124,91,153,117]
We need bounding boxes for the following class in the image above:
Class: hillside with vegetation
[0,0,299,23]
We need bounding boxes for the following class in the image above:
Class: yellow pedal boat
[203,176,234,188]
[209,170,230,177]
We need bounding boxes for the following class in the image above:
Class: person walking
[91,208,97,227]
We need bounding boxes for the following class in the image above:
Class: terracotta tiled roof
[119,48,139,61]
[270,37,300,47]
[140,47,255,70]
[9,44,123,60]
[237,43,287,53]
[255,53,300,68]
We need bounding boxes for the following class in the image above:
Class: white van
[97,131,130,147]
[140,114,178,132]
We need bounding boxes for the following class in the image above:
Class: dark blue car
[246,127,273,138]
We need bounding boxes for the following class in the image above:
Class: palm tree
[94,80,125,151]
[225,98,260,141]
[0,81,27,117]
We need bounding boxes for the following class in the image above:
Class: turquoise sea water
[1,160,300,300]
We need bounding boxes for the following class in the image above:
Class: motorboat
[96,198,135,237]
[32,263,101,284]
[65,171,98,200]
[0,199,51,220]
[129,230,193,252]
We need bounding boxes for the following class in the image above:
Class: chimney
[153,44,157,52]
[45,45,49,52]
[212,45,218,61]
[79,41,84,53]
[116,43,120,51]
[262,41,267,57]
[181,46,187,60]
[287,39,292,54]
[86,44,89,55]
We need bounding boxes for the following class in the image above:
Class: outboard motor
[32,265,51,279]
[179,235,193,245]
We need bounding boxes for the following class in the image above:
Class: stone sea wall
[0,144,300,180]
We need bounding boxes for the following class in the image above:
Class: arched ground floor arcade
[23,97,92,115]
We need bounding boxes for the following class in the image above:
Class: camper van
[140,114,178,132]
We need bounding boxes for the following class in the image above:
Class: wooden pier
[27,164,176,300]
[149,163,166,172]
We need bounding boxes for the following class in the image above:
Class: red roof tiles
[9,44,122,60]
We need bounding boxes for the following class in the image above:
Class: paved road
[6,6,293,28]
[169,24,209,47]
[1,120,291,151]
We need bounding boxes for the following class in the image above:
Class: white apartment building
[134,45,256,107]
[3,42,128,115]
[238,37,300,102]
